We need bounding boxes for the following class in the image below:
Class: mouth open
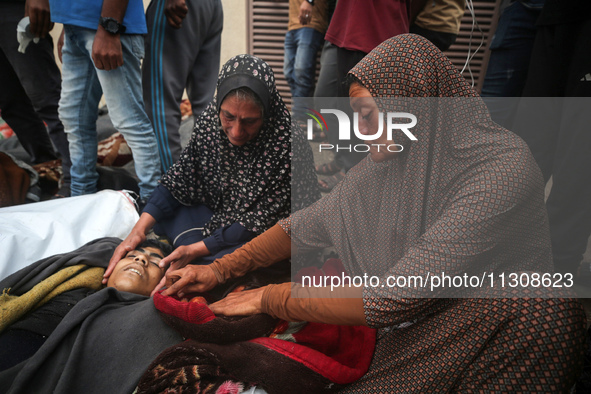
[124,266,143,277]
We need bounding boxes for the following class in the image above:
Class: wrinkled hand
[159,264,219,297]
[209,287,265,316]
[26,0,53,38]
[298,1,312,25]
[103,231,145,284]
[165,0,188,29]
[92,27,123,70]
[159,244,200,271]
[57,27,64,63]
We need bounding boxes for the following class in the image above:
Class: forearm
[142,185,182,223]
[93,0,129,70]
[261,282,367,326]
[100,0,129,22]
[209,224,291,283]
[202,223,256,256]
[133,212,157,236]
[188,240,210,259]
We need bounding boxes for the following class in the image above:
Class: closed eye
[222,111,235,121]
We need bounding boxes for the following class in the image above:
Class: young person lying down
[0,238,172,371]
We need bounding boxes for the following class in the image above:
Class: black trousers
[514,19,591,275]
[0,3,70,186]
[330,46,368,171]
[0,48,56,164]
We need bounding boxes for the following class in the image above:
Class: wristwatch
[306,0,315,5]
[99,16,126,35]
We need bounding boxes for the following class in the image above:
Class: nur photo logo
[304,107,418,152]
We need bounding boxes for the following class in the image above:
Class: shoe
[54,183,71,198]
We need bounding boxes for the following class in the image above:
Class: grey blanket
[0,237,183,394]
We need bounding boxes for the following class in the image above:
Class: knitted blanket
[0,264,104,333]
[137,264,376,393]
[0,238,183,394]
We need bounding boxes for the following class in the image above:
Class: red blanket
[137,261,376,393]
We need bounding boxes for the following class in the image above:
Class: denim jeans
[283,27,324,118]
[481,0,544,128]
[60,25,161,199]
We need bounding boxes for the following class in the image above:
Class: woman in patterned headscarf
[162,36,586,391]
[104,54,319,287]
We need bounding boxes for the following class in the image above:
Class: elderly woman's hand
[157,264,219,297]
[209,287,265,316]
[151,241,211,295]
[159,244,197,270]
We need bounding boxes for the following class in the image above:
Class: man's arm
[299,0,313,25]
[25,0,53,38]
[164,0,188,29]
[92,0,129,71]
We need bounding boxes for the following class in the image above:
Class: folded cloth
[0,264,104,333]
[153,292,277,344]
[97,132,133,167]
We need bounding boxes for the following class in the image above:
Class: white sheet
[0,190,139,280]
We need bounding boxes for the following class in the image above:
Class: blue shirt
[49,0,147,34]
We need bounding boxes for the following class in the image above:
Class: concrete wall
[220,0,248,63]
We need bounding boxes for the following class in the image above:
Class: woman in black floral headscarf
[163,36,587,392]
[104,54,319,285]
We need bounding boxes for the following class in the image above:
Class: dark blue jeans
[481,0,544,128]
[513,18,591,276]
[284,27,324,118]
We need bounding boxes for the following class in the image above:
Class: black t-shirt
[538,0,591,25]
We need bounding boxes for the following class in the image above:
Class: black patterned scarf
[160,54,319,236]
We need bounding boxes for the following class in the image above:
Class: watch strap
[99,16,126,35]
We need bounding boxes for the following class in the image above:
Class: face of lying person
[219,95,264,146]
[349,82,398,163]
[106,247,165,296]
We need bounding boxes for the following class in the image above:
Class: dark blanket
[137,269,376,393]
[0,238,183,394]
[0,237,120,293]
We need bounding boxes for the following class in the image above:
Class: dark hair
[138,239,173,257]
[345,73,365,92]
